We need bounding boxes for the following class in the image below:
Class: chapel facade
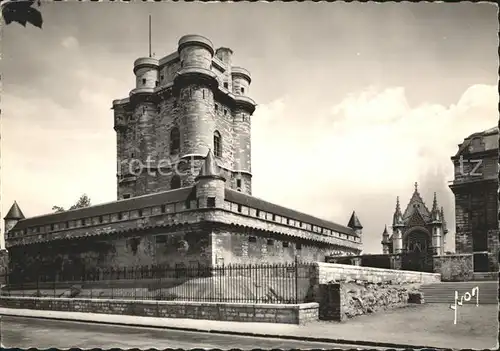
[381,183,448,257]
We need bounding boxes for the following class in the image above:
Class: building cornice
[6,206,361,250]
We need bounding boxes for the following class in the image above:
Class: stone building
[381,182,448,257]
[448,126,498,272]
[4,35,362,276]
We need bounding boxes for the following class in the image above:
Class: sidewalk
[0,305,496,350]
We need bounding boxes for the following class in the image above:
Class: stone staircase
[420,280,498,304]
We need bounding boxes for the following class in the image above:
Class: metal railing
[1,261,316,304]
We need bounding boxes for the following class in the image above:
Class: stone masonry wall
[433,254,474,281]
[8,227,211,278]
[212,230,341,265]
[0,297,319,325]
[0,249,8,284]
[317,282,423,321]
[315,262,441,285]
[453,181,499,270]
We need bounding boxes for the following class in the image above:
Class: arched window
[214,130,222,157]
[170,175,181,189]
[170,127,180,154]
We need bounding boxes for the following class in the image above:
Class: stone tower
[449,126,499,272]
[391,196,404,254]
[381,225,390,254]
[113,35,256,200]
[195,149,226,209]
[347,211,363,238]
[4,201,25,235]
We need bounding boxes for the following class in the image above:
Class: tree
[1,0,43,28]
[52,194,91,213]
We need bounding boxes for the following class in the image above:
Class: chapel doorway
[402,230,433,272]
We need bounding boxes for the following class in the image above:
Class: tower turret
[133,57,159,91]
[178,34,214,70]
[347,211,363,238]
[215,47,233,91]
[381,225,390,254]
[430,192,443,255]
[4,201,25,235]
[196,149,226,208]
[232,67,251,96]
[392,196,404,253]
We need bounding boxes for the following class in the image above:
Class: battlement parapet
[133,57,160,74]
[231,66,251,83]
[178,34,215,56]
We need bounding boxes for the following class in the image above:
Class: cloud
[252,83,497,253]
[2,77,496,252]
[61,36,79,50]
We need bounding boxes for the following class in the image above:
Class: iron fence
[0,261,316,304]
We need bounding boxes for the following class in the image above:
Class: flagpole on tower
[148,15,152,58]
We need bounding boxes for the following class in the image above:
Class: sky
[1,1,498,253]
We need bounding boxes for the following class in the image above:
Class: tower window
[224,109,227,116]
[118,212,123,220]
[215,104,218,111]
[203,89,205,99]
[267,239,274,245]
[207,197,216,208]
[160,75,164,81]
[241,87,245,94]
[161,204,166,213]
[248,236,257,243]
[185,200,191,209]
[181,61,184,68]
[138,209,143,217]
[155,81,159,87]
[214,130,222,157]
[283,242,289,248]
[99,216,103,223]
[142,78,146,85]
[170,127,180,154]
[224,82,229,89]
[256,209,260,217]
[123,194,131,199]
[237,204,242,212]
[236,179,242,190]
[171,175,181,189]
[296,243,302,250]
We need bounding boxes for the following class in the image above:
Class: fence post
[295,256,299,304]
[134,267,137,301]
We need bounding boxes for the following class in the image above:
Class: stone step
[425,300,497,304]
[420,289,498,293]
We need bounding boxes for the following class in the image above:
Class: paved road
[1,315,379,349]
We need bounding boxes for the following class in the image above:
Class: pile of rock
[330,280,423,319]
